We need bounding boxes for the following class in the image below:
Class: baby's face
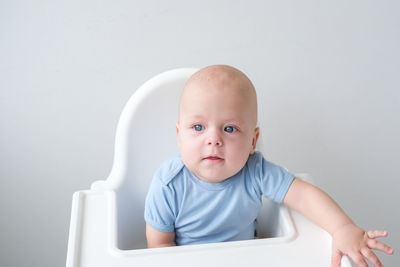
[176,68,259,183]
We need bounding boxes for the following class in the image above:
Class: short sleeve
[144,174,176,232]
[248,152,295,203]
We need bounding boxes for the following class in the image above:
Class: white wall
[1,1,398,266]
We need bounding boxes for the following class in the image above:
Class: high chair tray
[67,189,351,267]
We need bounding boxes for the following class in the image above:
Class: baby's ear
[250,127,260,154]
[176,122,182,151]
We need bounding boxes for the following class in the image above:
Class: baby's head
[176,65,259,183]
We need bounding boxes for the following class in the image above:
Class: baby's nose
[207,139,222,146]
[206,131,223,146]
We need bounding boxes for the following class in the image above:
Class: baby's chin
[193,169,240,184]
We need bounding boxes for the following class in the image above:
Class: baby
[144,65,393,266]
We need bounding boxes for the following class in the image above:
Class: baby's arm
[283,178,394,267]
[146,224,176,248]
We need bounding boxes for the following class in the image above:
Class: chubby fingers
[366,230,394,255]
[348,251,368,267]
[367,230,388,239]
[367,238,394,255]
[330,249,343,267]
[361,247,382,267]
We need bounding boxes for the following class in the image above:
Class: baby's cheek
[230,152,249,169]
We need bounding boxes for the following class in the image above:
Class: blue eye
[224,126,237,133]
[194,124,204,131]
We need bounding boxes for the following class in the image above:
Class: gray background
[1,1,398,266]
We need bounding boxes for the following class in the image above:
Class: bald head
[179,65,258,126]
[185,65,254,91]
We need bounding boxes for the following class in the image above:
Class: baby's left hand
[330,223,394,267]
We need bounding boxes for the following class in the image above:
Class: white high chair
[66,68,351,267]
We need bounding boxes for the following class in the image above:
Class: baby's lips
[203,156,224,161]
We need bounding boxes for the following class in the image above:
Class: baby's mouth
[203,156,224,162]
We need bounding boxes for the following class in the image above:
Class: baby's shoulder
[154,155,185,186]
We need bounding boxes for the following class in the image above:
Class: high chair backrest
[93,68,266,250]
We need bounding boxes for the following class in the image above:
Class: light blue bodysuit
[144,151,294,245]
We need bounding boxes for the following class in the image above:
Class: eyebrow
[182,114,205,121]
[183,115,246,126]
